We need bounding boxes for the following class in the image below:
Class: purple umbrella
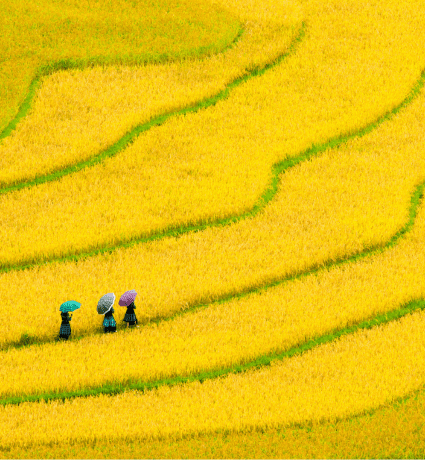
[119,289,137,307]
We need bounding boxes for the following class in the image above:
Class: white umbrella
[97,293,115,314]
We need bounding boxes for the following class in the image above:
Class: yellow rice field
[2,171,425,398]
[2,306,425,448]
[3,393,425,460]
[2,58,425,346]
[0,0,300,186]
[2,0,425,456]
[0,0,424,268]
[0,0,241,134]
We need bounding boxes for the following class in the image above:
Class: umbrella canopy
[60,300,81,313]
[97,293,115,315]
[118,289,137,307]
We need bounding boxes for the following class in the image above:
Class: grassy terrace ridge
[0,52,423,273]
[0,25,245,145]
[3,297,425,408]
[0,22,304,195]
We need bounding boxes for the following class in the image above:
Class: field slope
[2,0,425,457]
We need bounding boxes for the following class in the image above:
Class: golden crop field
[3,63,425,346]
[2,0,425,457]
[0,0,241,135]
[1,0,424,268]
[0,0,301,187]
[3,306,425,448]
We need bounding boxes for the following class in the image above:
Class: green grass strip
[0,77,42,142]
[0,25,244,144]
[2,297,425,407]
[258,70,425,214]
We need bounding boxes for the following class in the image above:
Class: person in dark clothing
[59,312,72,340]
[123,301,138,327]
[103,307,117,333]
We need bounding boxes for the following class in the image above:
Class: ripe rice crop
[0,0,241,135]
[0,0,424,269]
[4,385,425,458]
[2,306,425,448]
[2,186,425,399]
[3,0,425,455]
[2,47,425,347]
[0,1,300,187]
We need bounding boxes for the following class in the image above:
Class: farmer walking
[97,293,117,333]
[119,289,138,327]
[59,300,81,340]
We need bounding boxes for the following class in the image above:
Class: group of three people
[59,292,138,340]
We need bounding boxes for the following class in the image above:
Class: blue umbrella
[60,300,81,313]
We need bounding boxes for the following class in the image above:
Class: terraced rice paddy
[2,0,425,457]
